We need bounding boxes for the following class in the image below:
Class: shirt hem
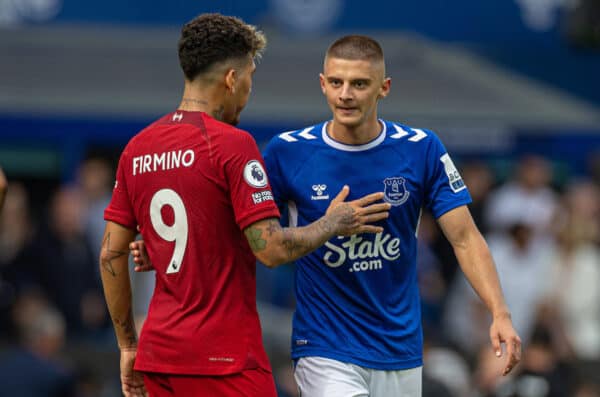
[431,198,472,220]
[292,348,423,370]
[134,362,272,376]
[104,211,137,230]
[237,207,280,231]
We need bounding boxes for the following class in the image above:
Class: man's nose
[339,83,353,101]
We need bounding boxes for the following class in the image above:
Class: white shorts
[294,356,422,397]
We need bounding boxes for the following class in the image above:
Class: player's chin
[335,113,362,127]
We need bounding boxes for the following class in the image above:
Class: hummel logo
[172,113,183,122]
[311,184,329,201]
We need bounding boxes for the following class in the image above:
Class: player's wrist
[316,213,338,238]
[492,309,511,320]
[119,345,138,352]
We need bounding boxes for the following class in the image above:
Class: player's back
[112,111,274,375]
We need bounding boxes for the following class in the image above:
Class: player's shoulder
[383,120,442,147]
[204,114,247,134]
[192,113,256,144]
[121,117,164,155]
[265,122,326,152]
[126,111,181,144]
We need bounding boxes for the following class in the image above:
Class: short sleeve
[263,138,288,209]
[104,150,137,229]
[424,134,472,219]
[223,132,280,230]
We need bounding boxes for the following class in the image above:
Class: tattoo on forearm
[114,312,137,347]
[100,233,128,277]
[245,227,267,252]
[282,228,308,258]
[317,217,336,235]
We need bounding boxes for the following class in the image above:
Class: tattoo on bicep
[100,232,128,277]
[114,312,137,347]
[245,227,267,252]
[266,220,280,236]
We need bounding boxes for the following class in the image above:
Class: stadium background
[0,1,599,396]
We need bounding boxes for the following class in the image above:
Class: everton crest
[383,177,410,206]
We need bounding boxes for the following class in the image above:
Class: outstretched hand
[130,240,154,272]
[326,185,390,236]
[490,312,522,376]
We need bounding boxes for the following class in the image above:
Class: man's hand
[130,240,154,272]
[489,312,522,376]
[325,185,390,236]
[120,348,148,397]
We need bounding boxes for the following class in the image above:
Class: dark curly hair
[178,13,267,81]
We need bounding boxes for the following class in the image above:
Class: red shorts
[142,368,277,397]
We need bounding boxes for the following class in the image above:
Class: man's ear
[378,77,391,99]
[319,73,326,95]
[225,68,237,94]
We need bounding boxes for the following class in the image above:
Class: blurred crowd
[0,152,599,397]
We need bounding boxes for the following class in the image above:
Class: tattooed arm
[130,186,390,271]
[245,186,390,268]
[99,221,147,397]
[100,221,138,348]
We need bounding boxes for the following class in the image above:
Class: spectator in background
[444,209,554,357]
[588,150,600,188]
[472,325,575,397]
[0,183,34,278]
[0,182,36,343]
[485,154,558,239]
[461,161,495,234]
[428,161,496,291]
[32,185,108,338]
[422,330,470,397]
[542,181,600,376]
[416,212,448,335]
[78,157,114,262]
[0,290,76,397]
[574,381,600,397]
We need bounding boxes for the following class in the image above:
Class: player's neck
[328,118,382,145]
[178,84,225,121]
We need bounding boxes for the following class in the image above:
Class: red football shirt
[104,111,280,375]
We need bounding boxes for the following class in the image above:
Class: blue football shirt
[263,120,471,370]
